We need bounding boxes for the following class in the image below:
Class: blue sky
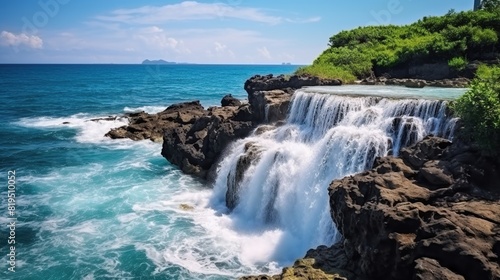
[0,0,474,64]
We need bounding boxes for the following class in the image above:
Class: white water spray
[211,88,457,265]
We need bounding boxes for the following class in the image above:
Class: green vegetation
[297,4,500,82]
[453,64,500,154]
[295,64,356,83]
[448,57,468,71]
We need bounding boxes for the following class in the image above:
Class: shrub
[303,8,500,80]
[448,57,468,71]
[453,65,500,154]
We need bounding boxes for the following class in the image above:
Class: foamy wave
[130,180,283,278]
[15,114,129,144]
[123,106,167,114]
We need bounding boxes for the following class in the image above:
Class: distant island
[142,59,177,65]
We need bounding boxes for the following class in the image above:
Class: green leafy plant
[453,65,500,154]
[296,8,500,81]
[448,57,468,71]
[481,0,500,11]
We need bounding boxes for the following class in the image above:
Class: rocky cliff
[106,74,340,178]
[245,136,500,280]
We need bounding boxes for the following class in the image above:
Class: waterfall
[210,88,457,264]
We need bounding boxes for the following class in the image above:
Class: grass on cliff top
[297,3,500,82]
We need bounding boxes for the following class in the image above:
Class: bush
[314,47,373,77]
[453,65,500,154]
[300,8,500,80]
[448,57,468,71]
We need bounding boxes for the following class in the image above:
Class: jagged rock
[414,258,465,280]
[226,142,263,210]
[391,118,421,148]
[162,105,255,178]
[244,74,342,95]
[105,101,205,142]
[360,78,470,88]
[221,94,242,107]
[249,90,293,123]
[400,136,452,169]
[325,136,500,280]
[240,257,350,280]
[107,74,308,178]
[418,160,454,186]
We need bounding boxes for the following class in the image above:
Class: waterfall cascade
[210,88,458,264]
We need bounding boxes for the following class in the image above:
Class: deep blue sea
[0,64,300,280]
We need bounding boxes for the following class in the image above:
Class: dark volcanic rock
[324,136,500,280]
[221,94,242,107]
[108,74,327,178]
[360,77,470,88]
[105,101,205,142]
[161,105,255,178]
[107,74,348,179]
[249,136,500,280]
[226,142,263,210]
[374,62,475,81]
[244,74,342,95]
[249,89,293,123]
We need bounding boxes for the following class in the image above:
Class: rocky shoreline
[106,74,341,178]
[105,74,499,280]
[243,136,499,280]
[358,77,471,88]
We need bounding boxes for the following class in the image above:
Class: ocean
[0,64,467,280]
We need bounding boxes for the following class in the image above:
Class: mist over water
[0,64,466,279]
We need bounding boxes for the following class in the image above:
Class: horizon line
[0,62,307,66]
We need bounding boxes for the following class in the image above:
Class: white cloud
[214,42,227,52]
[96,1,282,25]
[140,33,178,49]
[141,26,164,33]
[0,31,43,49]
[299,16,322,23]
[135,28,191,54]
[210,41,235,59]
[257,46,271,59]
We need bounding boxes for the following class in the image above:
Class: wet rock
[359,78,470,88]
[240,258,349,280]
[244,74,342,95]
[325,136,500,280]
[90,116,119,122]
[107,74,303,178]
[226,142,263,210]
[161,105,255,178]
[105,101,205,142]
[249,90,293,123]
[405,79,427,88]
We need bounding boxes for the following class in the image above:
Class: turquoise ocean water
[0,65,468,280]
[0,64,300,280]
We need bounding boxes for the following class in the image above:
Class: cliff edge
[245,136,500,280]
[106,74,341,178]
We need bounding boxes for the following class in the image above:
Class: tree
[480,0,500,10]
